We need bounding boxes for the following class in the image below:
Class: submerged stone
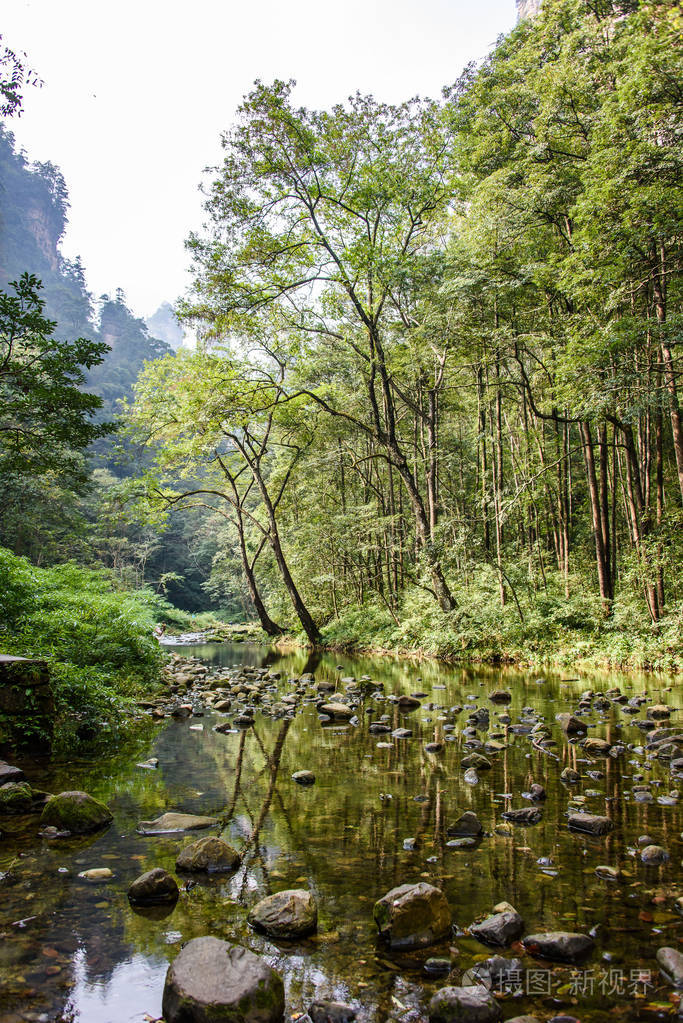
[137,812,218,835]
[641,844,669,865]
[428,984,501,1023]
[308,1002,357,1023]
[162,936,284,1023]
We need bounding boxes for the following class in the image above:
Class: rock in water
[641,844,669,865]
[247,889,317,938]
[560,767,580,784]
[567,813,613,836]
[309,1002,357,1023]
[501,807,543,825]
[128,867,179,905]
[163,936,284,1023]
[460,753,492,771]
[428,984,501,1023]
[40,791,112,834]
[470,909,524,946]
[556,713,587,734]
[373,882,451,950]
[176,836,241,874]
[319,703,354,720]
[656,947,683,987]
[292,770,316,785]
[447,811,483,837]
[582,738,612,756]
[136,812,218,835]
[0,762,25,784]
[522,931,594,961]
[0,781,34,813]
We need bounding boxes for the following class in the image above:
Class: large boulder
[247,889,317,938]
[162,937,284,1023]
[428,985,501,1023]
[137,812,218,835]
[128,867,179,905]
[523,931,594,961]
[40,791,112,834]
[176,836,241,874]
[373,882,451,950]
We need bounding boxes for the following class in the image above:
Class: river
[0,642,680,1022]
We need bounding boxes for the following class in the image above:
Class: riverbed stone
[567,813,614,836]
[468,956,524,989]
[582,738,612,756]
[428,984,501,1023]
[374,881,451,950]
[461,753,492,771]
[136,812,218,835]
[308,1001,357,1023]
[292,770,316,785]
[128,867,179,905]
[561,767,580,784]
[176,836,241,874]
[0,762,25,784]
[162,936,284,1023]
[447,811,483,838]
[501,807,543,825]
[557,713,587,734]
[0,781,34,813]
[641,844,669,865]
[522,931,594,961]
[247,889,317,938]
[656,947,683,987]
[40,790,113,834]
[648,704,671,720]
[78,867,114,881]
[470,909,524,947]
[319,703,354,720]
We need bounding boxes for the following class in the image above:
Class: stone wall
[0,656,54,752]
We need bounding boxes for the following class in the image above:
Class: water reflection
[0,643,680,1022]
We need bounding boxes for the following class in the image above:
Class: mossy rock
[0,781,34,813]
[40,790,113,834]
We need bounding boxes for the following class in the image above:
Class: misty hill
[0,125,172,413]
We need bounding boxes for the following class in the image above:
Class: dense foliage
[0,545,183,750]
[128,0,683,668]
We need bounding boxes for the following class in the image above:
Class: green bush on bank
[320,567,683,673]
[0,546,190,751]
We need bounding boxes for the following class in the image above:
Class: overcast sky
[4,0,516,319]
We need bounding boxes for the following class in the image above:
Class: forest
[1,0,682,745]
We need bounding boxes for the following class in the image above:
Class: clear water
[0,643,680,1023]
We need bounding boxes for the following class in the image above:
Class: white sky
[3,0,516,319]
